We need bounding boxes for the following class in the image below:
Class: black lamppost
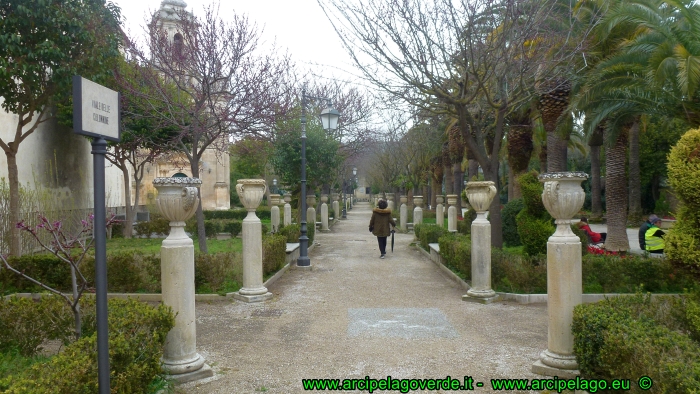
[342,166,356,217]
[298,88,340,267]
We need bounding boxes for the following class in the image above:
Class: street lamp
[272,178,278,194]
[298,87,340,267]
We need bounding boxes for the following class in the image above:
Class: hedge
[203,208,271,221]
[414,224,448,250]
[0,298,174,394]
[573,291,700,393]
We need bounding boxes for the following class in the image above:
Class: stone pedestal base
[462,293,499,304]
[293,264,313,271]
[532,359,579,380]
[167,362,215,384]
[232,291,273,303]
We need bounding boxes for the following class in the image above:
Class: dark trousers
[377,236,387,255]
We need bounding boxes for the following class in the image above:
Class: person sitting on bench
[577,217,606,244]
[645,217,666,254]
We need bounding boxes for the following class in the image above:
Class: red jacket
[578,223,602,243]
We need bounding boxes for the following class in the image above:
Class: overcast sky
[114,0,360,85]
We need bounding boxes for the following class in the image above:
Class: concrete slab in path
[180,202,548,393]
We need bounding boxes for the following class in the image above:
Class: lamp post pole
[298,89,310,267]
[297,87,340,267]
[342,180,348,219]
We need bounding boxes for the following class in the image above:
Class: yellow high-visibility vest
[645,226,664,251]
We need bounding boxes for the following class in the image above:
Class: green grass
[106,238,242,255]
[502,245,524,255]
[0,350,49,381]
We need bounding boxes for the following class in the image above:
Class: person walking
[638,214,659,250]
[645,217,666,255]
[369,199,396,259]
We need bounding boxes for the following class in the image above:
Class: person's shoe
[380,254,385,259]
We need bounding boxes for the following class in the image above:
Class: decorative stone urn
[532,172,588,378]
[233,179,272,302]
[400,195,408,204]
[436,196,444,205]
[413,196,424,208]
[307,195,317,207]
[284,194,292,204]
[153,177,213,382]
[331,193,339,202]
[446,194,458,232]
[463,181,498,304]
[321,194,329,203]
[270,193,281,206]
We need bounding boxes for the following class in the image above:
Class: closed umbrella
[391,229,395,252]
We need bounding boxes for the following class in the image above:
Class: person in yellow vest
[645,217,666,254]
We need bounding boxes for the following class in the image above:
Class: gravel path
[179,202,548,393]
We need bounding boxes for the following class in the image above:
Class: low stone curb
[415,243,681,304]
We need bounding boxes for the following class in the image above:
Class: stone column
[270,194,280,233]
[436,196,445,227]
[399,195,408,232]
[463,182,498,304]
[321,194,330,232]
[233,179,273,303]
[387,194,394,211]
[532,172,588,378]
[153,177,213,382]
[413,196,424,227]
[447,194,458,232]
[283,195,292,226]
[307,195,317,231]
[331,193,340,223]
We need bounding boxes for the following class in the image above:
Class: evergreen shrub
[572,291,700,393]
[516,171,554,256]
[437,233,471,280]
[262,234,287,276]
[414,224,448,250]
[0,298,174,394]
[665,129,700,277]
[194,252,241,294]
[0,255,72,295]
[501,198,524,247]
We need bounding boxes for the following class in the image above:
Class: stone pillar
[307,195,317,231]
[283,195,292,226]
[463,182,498,304]
[399,195,408,232]
[153,177,213,382]
[532,172,588,378]
[387,194,394,211]
[436,196,445,227]
[270,194,280,233]
[321,194,330,232]
[233,179,273,303]
[331,193,340,223]
[413,196,424,227]
[447,194,458,232]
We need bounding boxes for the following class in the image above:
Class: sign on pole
[72,75,121,141]
[73,75,120,394]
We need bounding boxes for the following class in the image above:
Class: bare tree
[321,0,588,246]
[125,3,294,252]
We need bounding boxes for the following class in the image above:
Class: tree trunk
[468,159,479,181]
[453,162,463,215]
[6,144,21,256]
[546,131,567,172]
[191,162,208,253]
[590,144,603,219]
[508,164,514,201]
[120,164,134,238]
[604,127,629,251]
[627,119,642,225]
[444,165,453,195]
[485,166,503,248]
[539,144,547,174]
